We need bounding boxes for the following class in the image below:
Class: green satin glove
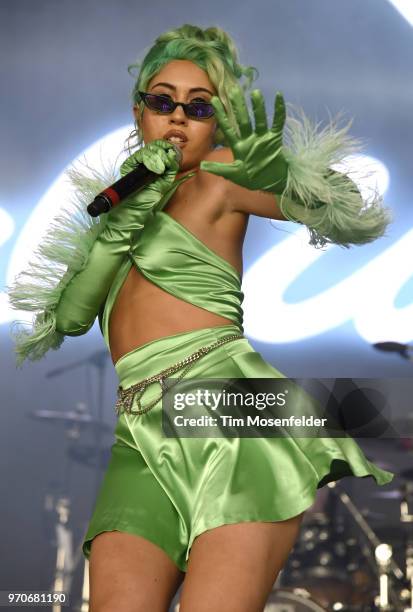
[54,139,182,335]
[200,87,392,249]
[200,87,289,195]
[102,139,182,242]
[8,139,189,365]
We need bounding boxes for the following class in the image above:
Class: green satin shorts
[82,323,394,572]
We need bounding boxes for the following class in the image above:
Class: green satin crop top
[99,182,245,350]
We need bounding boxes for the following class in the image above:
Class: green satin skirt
[82,323,394,572]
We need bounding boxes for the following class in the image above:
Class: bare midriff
[108,265,236,365]
[108,172,247,366]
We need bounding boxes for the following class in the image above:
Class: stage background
[1,1,412,608]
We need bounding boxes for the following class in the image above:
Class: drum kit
[265,472,413,611]
[29,348,413,611]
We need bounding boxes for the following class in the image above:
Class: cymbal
[30,409,112,433]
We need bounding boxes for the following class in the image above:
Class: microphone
[87,143,182,218]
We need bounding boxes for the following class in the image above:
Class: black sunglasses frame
[137,91,215,120]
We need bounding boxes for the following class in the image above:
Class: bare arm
[198,147,287,220]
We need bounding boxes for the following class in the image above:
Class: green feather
[279,104,393,249]
[6,158,119,367]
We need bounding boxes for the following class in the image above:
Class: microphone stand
[46,348,110,612]
[47,349,110,498]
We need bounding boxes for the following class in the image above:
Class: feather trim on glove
[279,105,393,249]
[6,159,119,367]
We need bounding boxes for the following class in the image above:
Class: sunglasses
[137,91,215,120]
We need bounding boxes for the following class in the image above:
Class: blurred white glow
[4,141,410,346]
[330,154,390,204]
[353,229,413,343]
[387,0,413,26]
[0,207,15,246]
[243,228,413,344]
[2,126,132,324]
[243,154,413,345]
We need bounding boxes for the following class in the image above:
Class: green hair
[125,24,258,150]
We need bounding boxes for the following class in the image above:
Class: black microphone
[87,143,182,218]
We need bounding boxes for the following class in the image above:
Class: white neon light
[1,127,132,325]
[0,207,15,246]
[3,137,409,346]
[387,0,413,26]
[243,228,413,344]
[242,156,413,345]
[330,155,390,204]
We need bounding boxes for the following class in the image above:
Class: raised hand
[200,87,289,194]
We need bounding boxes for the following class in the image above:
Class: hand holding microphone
[51,140,184,338]
[87,139,182,217]
[9,138,184,356]
[89,139,184,246]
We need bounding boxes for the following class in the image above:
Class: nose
[168,103,187,124]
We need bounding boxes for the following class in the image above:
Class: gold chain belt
[115,332,244,416]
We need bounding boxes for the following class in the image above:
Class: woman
[8,24,394,612]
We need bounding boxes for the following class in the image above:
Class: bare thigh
[89,531,185,612]
[179,512,305,612]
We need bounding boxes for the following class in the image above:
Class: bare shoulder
[198,146,287,221]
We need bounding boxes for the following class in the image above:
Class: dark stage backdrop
[1,0,412,607]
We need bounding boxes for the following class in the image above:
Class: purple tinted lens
[187,103,214,119]
[145,94,174,113]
